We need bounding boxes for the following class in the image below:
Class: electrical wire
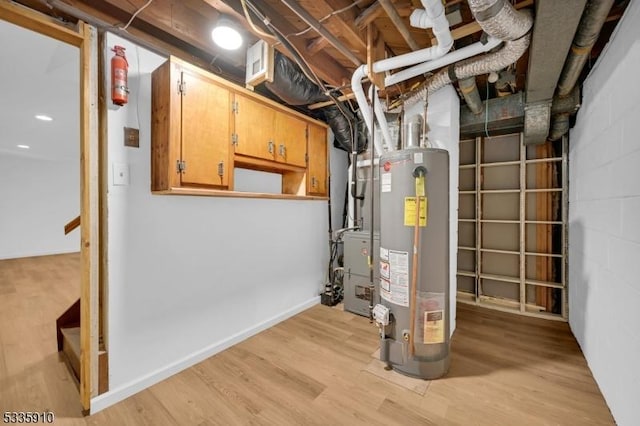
[484,78,490,137]
[240,0,278,43]
[120,0,154,31]
[285,0,366,38]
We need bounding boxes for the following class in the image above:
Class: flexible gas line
[409,166,427,357]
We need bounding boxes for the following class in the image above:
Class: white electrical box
[245,39,274,88]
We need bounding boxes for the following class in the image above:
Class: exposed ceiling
[5,0,630,141]
[0,18,79,161]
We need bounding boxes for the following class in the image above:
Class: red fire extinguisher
[111,45,129,106]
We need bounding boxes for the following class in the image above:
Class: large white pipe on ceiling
[351,0,454,153]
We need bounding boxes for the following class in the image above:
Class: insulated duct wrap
[265,52,327,105]
[426,33,531,96]
[324,106,367,153]
[263,52,363,152]
[471,0,533,40]
[404,0,533,105]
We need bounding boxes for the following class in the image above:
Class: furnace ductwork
[405,0,533,104]
[264,52,364,152]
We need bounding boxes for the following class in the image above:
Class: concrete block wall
[568,1,640,424]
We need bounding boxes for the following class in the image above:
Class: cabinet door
[234,94,276,160]
[275,113,307,167]
[180,69,231,187]
[307,124,327,195]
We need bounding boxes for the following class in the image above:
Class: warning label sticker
[381,172,392,193]
[404,197,427,227]
[379,248,409,307]
[423,310,445,344]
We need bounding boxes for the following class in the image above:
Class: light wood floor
[1,255,614,425]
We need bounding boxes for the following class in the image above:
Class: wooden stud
[0,0,83,46]
[367,24,386,89]
[97,31,109,395]
[307,37,330,55]
[355,0,413,30]
[79,21,100,410]
[378,0,420,51]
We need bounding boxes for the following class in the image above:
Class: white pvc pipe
[352,0,454,153]
[373,85,394,151]
[385,36,503,86]
[351,65,384,157]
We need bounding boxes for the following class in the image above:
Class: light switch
[113,162,130,186]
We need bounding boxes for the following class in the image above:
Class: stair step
[60,327,81,381]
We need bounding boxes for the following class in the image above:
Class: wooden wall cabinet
[307,124,328,196]
[152,58,232,191]
[152,56,329,199]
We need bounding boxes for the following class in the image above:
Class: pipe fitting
[410,9,432,29]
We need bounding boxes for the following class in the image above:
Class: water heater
[375,146,450,379]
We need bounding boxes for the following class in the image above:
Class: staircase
[56,299,109,394]
[57,216,108,395]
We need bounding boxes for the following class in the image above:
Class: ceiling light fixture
[211,17,243,51]
[35,114,53,121]
[17,144,30,149]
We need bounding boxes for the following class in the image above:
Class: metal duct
[557,0,615,97]
[459,77,483,114]
[424,32,531,97]
[547,0,615,142]
[405,0,533,105]
[523,0,587,144]
[548,113,570,141]
[459,88,580,137]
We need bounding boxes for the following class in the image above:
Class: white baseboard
[90,295,320,414]
[0,249,80,260]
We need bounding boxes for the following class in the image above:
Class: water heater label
[404,197,427,227]
[381,172,392,192]
[424,310,445,344]
[379,248,409,307]
[414,152,423,164]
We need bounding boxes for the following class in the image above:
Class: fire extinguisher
[111,45,129,106]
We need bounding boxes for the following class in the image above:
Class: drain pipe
[351,0,453,154]
[557,0,615,97]
[549,0,614,140]
[459,77,484,114]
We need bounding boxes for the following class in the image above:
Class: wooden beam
[313,0,367,55]
[202,0,352,87]
[52,0,241,81]
[367,24,386,89]
[308,92,356,110]
[0,0,83,46]
[96,0,246,67]
[307,36,329,55]
[355,0,412,30]
[378,0,420,51]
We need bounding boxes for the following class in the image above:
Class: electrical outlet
[113,162,130,186]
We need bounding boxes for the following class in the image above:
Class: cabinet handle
[279,144,286,157]
[268,140,274,154]
[218,161,224,177]
[311,176,317,187]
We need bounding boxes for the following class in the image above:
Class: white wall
[93,34,345,412]
[568,2,640,425]
[0,155,79,259]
